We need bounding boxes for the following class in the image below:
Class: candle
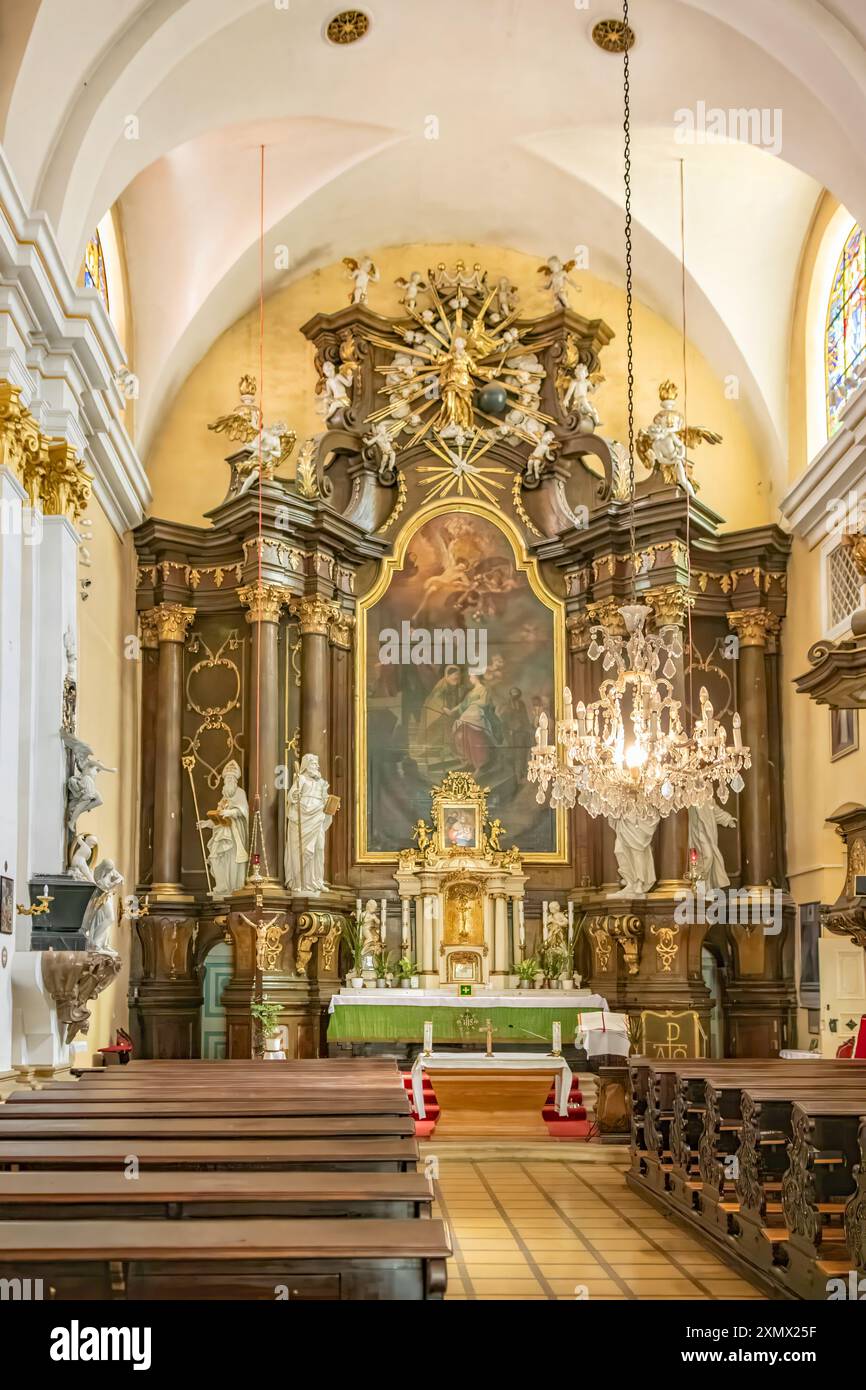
[401,898,410,950]
[518,899,525,952]
[539,712,548,747]
[423,1020,433,1056]
[551,1021,562,1057]
[567,901,574,945]
[542,900,549,942]
[380,897,387,943]
[355,897,362,921]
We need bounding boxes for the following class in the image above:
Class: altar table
[410,1051,573,1137]
[327,990,608,1046]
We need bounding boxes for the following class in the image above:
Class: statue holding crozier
[197,760,249,897]
[284,753,341,896]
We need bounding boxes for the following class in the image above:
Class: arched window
[81,230,109,312]
[826,222,865,435]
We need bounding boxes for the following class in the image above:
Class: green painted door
[201,939,232,1059]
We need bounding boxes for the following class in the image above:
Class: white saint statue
[360,899,383,959]
[688,801,736,891]
[82,859,124,952]
[197,759,249,897]
[545,901,569,953]
[284,753,335,896]
[607,812,659,896]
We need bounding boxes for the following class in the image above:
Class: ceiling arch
[3,0,865,479]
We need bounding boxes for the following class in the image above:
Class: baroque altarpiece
[132,260,796,1059]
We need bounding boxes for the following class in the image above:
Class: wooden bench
[0,1135,419,1172]
[0,1217,451,1300]
[0,1169,434,1221]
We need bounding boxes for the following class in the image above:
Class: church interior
[2,0,866,1324]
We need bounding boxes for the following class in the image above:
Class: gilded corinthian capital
[727,607,779,648]
[586,598,626,635]
[645,584,693,629]
[148,602,196,644]
[289,594,340,636]
[238,581,289,624]
[0,380,41,476]
[566,610,593,652]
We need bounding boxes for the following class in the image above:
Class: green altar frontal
[327,1001,605,1045]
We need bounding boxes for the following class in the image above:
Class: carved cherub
[636,381,722,495]
[487,818,505,851]
[395,271,427,311]
[412,819,433,852]
[363,420,398,481]
[524,428,558,484]
[537,255,579,310]
[343,256,379,304]
[316,361,354,422]
[488,276,518,323]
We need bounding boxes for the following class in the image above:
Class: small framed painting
[441,804,480,852]
[830,707,859,761]
[0,876,13,935]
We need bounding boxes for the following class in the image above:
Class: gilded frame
[355,496,567,863]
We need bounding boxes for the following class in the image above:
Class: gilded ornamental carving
[238,581,289,624]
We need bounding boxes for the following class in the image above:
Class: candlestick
[550,1021,562,1057]
[380,897,387,944]
[423,1020,433,1056]
[485,1019,493,1057]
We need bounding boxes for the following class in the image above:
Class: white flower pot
[400,979,411,989]
[560,977,574,991]
[410,977,420,989]
[351,977,365,990]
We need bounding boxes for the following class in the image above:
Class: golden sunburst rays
[415,428,509,505]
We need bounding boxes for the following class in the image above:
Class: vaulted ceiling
[2,0,865,474]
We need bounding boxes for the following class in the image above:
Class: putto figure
[537,254,579,310]
[636,380,722,495]
[343,255,380,304]
[316,360,354,423]
[285,753,339,896]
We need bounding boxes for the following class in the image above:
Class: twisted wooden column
[727,608,775,888]
[147,602,195,898]
[238,582,289,882]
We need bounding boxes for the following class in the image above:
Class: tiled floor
[432,1154,767,1301]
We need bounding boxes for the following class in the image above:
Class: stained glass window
[826,222,865,435]
[81,231,109,312]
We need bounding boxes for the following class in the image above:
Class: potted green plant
[397,955,416,988]
[375,951,395,988]
[250,995,284,1059]
[540,947,566,989]
[341,913,364,989]
[515,957,538,990]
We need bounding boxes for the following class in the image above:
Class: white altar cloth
[411,1050,573,1119]
[329,989,608,1013]
[577,1011,630,1059]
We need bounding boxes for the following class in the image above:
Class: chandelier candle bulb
[564,687,574,724]
[733,712,742,749]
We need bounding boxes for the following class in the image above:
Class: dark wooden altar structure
[131,260,796,1059]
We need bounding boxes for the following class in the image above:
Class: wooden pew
[0,1169,434,1221]
[0,1217,451,1300]
[0,1135,419,1172]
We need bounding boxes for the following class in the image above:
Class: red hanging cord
[254,144,265,822]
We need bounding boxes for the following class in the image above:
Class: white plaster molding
[0,148,150,535]
[780,369,866,548]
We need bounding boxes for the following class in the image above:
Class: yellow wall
[146,243,771,533]
[75,497,139,1057]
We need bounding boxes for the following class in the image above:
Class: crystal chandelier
[528,0,750,824]
[527,603,750,821]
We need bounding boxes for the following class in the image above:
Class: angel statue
[636,381,722,495]
[235,422,297,497]
[360,899,383,960]
[81,859,124,953]
[316,360,354,423]
[538,255,579,310]
[525,427,558,484]
[343,255,379,304]
[69,833,98,881]
[395,271,427,311]
[544,901,570,954]
[561,359,604,430]
[60,731,117,833]
[487,817,505,852]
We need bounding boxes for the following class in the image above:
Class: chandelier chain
[623,0,636,600]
